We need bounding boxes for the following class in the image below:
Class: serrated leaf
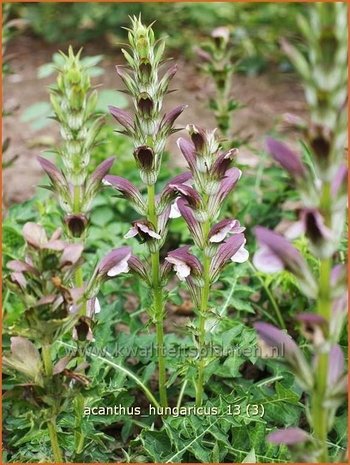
[231,297,255,314]
[242,448,256,463]
[140,429,175,462]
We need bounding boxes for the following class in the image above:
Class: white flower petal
[253,247,284,273]
[231,244,249,263]
[232,226,246,234]
[138,223,161,239]
[107,255,130,277]
[169,199,181,219]
[284,221,304,240]
[94,297,101,314]
[166,257,191,281]
[210,222,236,243]
[124,227,138,239]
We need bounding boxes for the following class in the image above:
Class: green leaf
[37,63,56,79]
[96,89,128,113]
[2,225,25,251]
[222,355,245,377]
[140,430,174,462]
[81,54,104,67]
[90,206,114,226]
[242,448,256,463]
[231,297,255,314]
[20,102,52,130]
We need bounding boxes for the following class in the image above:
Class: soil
[3,35,306,208]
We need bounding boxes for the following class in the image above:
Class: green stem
[42,344,63,463]
[73,184,80,213]
[311,350,329,463]
[317,258,332,321]
[311,181,332,462]
[72,183,87,450]
[147,184,168,408]
[59,341,161,409]
[72,183,86,316]
[195,219,211,407]
[216,87,230,138]
[249,262,286,329]
[42,344,53,377]
[47,420,63,463]
[177,379,188,409]
[75,267,86,317]
[73,394,85,455]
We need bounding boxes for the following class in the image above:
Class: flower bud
[65,214,88,238]
[177,137,197,173]
[308,124,333,173]
[327,345,346,393]
[139,61,152,83]
[159,105,187,136]
[177,199,204,248]
[103,175,147,215]
[187,124,206,153]
[211,148,238,180]
[73,317,93,342]
[128,255,150,284]
[134,145,155,172]
[254,322,313,390]
[37,156,71,203]
[116,65,136,94]
[266,137,307,181]
[211,27,230,49]
[158,64,177,94]
[301,208,333,259]
[109,105,134,134]
[296,313,326,347]
[210,234,247,281]
[137,92,154,119]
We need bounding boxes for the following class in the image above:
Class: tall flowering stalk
[253,4,347,462]
[15,48,128,460]
[104,17,187,407]
[41,47,113,238]
[196,27,242,142]
[2,4,24,169]
[38,47,115,316]
[166,126,249,406]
